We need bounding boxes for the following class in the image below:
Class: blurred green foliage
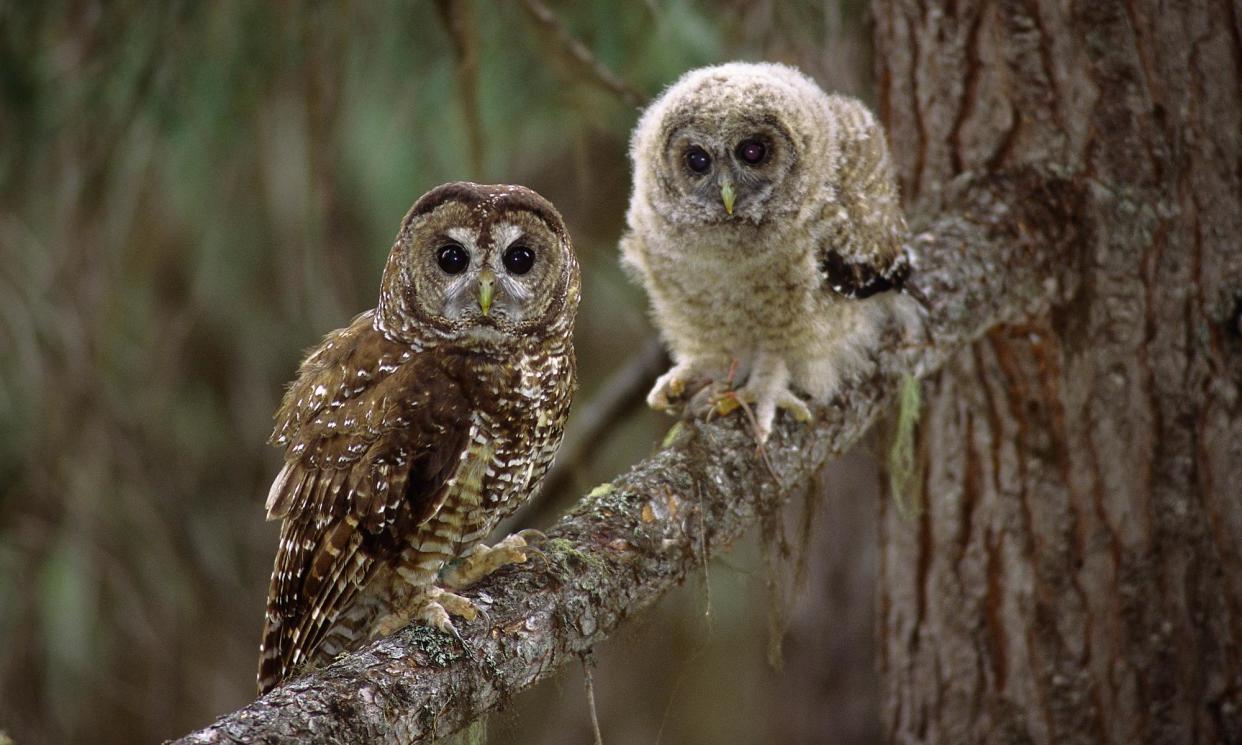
[0,1,873,742]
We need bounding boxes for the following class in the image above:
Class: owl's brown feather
[258,312,473,692]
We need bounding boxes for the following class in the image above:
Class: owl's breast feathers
[258,310,571,692]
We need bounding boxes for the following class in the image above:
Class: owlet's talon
[777,391,813,422]
[667,376,687,399]
[648,358,723,411]
[712,392,740,417]
[648,373,688,411]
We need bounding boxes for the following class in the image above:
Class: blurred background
[0,1,884,742]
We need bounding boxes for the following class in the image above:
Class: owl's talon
[440,533,535,589]
[713,391,743,416]
[711,355,813,444]
[370,582,483,647]
[647,377,686,411]
[648,362,704,410]
[777,391,813,423]
[513,529,550,565]
[431,613,471,652]
[430,588,479,620]
[667,376,687,399]
[515,528,548,546]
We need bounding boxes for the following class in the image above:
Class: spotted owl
[622,62,918,442]
[257,182,580,694]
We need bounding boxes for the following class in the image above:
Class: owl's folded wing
[819,242,911,299]
[257,314,471,693]
[816,96,911,300]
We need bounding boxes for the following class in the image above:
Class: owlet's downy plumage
[622,62,918,441]
[257,182,579,694]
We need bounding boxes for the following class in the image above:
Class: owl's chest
[445,350,573,524]
[646,222,823,323]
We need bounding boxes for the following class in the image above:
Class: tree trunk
[873,2,1242,743]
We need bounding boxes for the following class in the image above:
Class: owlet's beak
[477,270,495,316]
[720,179,736,215]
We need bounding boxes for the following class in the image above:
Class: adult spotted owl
[257,182,579,694]
[622,62,917,441]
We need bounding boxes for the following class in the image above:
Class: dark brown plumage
[257,183,579,694]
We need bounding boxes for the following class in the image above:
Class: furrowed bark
[874,1,1242,743]
[172,169,1084,745]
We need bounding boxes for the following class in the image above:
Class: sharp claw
[714,392,742,416]
[515,528,548,546]
[777,393,813,423]
[649,363,706,412]
[445,620,468,649]
[523,544,548,566]
[667,376,686,398]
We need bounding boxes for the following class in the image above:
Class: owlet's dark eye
[503,245,535,275]
[436,244,469,274]
[736,139,767,165]
[685,146,711,174]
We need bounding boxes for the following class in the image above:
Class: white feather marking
[265,463,294,516]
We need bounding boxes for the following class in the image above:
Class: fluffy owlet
[622,62,916,441]
[257,182,580,694]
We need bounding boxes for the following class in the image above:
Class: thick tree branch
[173,169,1083,745]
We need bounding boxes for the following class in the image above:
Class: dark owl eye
[685,146,711,174]
[436,244,469,274]
[503,245,535,275]
[736,139,767,165]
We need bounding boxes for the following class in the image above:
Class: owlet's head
[377,182,580,345]
[631,62,836,226]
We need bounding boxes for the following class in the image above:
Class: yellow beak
[478,270,495,316]
[721,180,736,215]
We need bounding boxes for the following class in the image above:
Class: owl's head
[377,182,579,346]
[631,62,835,226]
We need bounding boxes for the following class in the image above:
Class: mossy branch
[171,169,1083,745]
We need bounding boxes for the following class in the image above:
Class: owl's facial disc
[379,184,578,347]
[420,215,564,341]
[663,119,797,224]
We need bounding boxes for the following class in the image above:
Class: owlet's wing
[816,96,911,300]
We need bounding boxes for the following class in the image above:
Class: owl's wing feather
[816,95,911,300]
[820,247,910,299]
[258,312,472,693]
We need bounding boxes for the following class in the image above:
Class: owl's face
[660,114,799,223]
[378,183,579,344]
[633,63,835,227]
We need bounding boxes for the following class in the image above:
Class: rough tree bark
[873,2,1242,744]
